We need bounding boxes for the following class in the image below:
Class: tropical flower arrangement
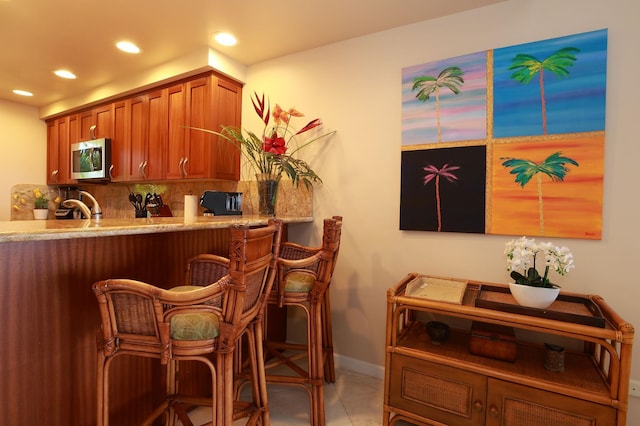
[504,236,574,288]
[192,92,335,189]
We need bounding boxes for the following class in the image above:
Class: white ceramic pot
[33,209,49,220]
[509,283,560,309]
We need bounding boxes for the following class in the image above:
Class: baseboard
[333,353,385,379]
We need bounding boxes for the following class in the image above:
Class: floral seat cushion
[169,286,220,340]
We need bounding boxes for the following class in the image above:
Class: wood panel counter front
[0,215,310,425]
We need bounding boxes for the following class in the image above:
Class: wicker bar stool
[263,216,342,426]
[93,219,282,426]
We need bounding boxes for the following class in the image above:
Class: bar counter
[0,215,309,425]
[0,214,312,242]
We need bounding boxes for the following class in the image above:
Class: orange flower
[272,104,304,125]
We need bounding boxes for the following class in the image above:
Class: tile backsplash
[10,180,312,220]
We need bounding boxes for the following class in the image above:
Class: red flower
[262,131,287,155]
[296,118,322,135]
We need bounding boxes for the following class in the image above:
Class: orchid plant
[192,92,335,189]
[504,236,574,288]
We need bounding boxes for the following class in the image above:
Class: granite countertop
[0,215,312,243]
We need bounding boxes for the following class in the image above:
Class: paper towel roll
[184,195,198,223]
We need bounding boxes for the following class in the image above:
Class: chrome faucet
[62,199,92,219]
[79,190,103,219]
[61,190,103,219]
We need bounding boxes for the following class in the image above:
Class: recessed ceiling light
[54,69,77,79]
[13,89,33,97]
[116,41,141,54]
[214,32,237,46]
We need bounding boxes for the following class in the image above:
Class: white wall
[245,0,640,419]
[0,99,46,220]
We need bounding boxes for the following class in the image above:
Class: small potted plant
[504,236,575,308]
[33,188,49,220]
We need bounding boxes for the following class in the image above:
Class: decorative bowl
[426,321,450,344]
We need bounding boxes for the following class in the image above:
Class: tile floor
[186,367,386,425]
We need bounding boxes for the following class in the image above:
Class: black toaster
[200,191,242,216]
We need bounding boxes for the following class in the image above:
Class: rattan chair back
[92,218,282,426]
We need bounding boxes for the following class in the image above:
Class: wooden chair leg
[310,302,326,426]
[321,288,335,383]
[96,350,106,426]
[253,319,270,426]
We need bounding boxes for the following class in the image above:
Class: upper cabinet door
[124,90,167,181]
[79,104,113,140]
[182,75,213,179]
[210,76,241,180]
[109,101,129,181]
[144,89,167,181]
[165,83,187,180]
[46,115,78,185]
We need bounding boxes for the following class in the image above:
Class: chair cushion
[284,272,315,293]
[168,286,220,340]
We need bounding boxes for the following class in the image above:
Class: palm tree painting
[501,152,578,236]
[423,163,460,231]
[400,30,606,239]
[412,67,465,142]
[490,137,604,239]
[400,146,486,233]
[509,47,580,135]
[402,51,487,145]
[493,29,607,137]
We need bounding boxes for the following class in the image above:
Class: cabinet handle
[51,169,59,183]
[489,405,499,418]
[142,161,148,179]
[138,162,144,178]
[182,157,189,177]
[90,124,96,140]
[178,158,185,177]
[473,400,483,412]
[108,164,114,180]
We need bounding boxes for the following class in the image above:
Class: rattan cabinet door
[486,378,616,426]
[389,354,487,425]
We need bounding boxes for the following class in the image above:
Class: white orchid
[504,236,574,288]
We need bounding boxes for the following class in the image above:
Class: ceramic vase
[33,209,49,220]
[509,282,559,309]
[256,173,279,216]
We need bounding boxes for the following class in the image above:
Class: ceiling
[1,0,505,109]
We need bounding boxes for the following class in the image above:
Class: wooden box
[469,321,516,362]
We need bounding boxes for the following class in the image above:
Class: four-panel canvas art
[400,29,607,239]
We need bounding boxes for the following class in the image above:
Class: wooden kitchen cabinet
[46,69,242,183]
[46,115,78,185]
[383,273,633,426]
[166,73,241,180]
[109,100,128,181]
[123,90,166,181]
[79,104,113,140]
[166,76,212,179]
[210,76,241,180]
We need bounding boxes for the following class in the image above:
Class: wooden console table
[383,273,634,426]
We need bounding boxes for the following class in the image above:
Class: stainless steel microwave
[71,138,111,180]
